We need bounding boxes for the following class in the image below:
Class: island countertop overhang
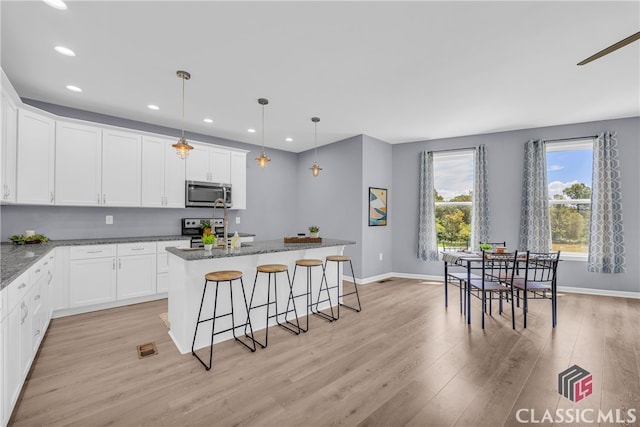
[166,238,356,261]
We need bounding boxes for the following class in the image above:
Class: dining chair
[468,251,518,329]
[513,251,560,328]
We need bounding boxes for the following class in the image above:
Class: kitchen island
[166,238,355,354]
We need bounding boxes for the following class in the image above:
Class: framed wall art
[369,187,387,226]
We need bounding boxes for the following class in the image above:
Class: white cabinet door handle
[18,283,26,290]
[112,259,116,270]
[21,301,28,325]
[51,192,54,203]
[87,250,103,254]
[34,294,41,301]
[131,247,145,251]
[98,193,101,204]
[119,259,122,269]
[103,194,106,204]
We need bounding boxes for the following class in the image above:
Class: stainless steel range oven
[181,218,224,248]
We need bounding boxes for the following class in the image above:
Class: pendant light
[255,98,271,167]
[310,117,323,177]
[172,70,193,159]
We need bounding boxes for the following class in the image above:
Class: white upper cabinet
[16,109,55,205]
[141,136,185,208]
[209,146,231,183]
[230,151,247,210]
[185,143,210,182]
[186,143,231,184]
[1,90,18,203]
[102,129,141,206]
[55,121,102,206]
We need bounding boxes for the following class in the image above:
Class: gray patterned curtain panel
[519,139,551,252]
[418,151,439,261]
[471,145,490,251]
[588,131,626,273]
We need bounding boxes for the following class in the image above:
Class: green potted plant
[308,225,320,238]
[202,234,216,251]
[479,243,493,252]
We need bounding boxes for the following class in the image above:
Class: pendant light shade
[310,117,322,177]
[172,70,193,159]
[255,98,271,167]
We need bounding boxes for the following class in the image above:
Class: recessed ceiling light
[248,128,256,133]
[54,46,75,56]
[147,104,160,110]
[42,0,67,10]
[285,137,293,142]
[66,85,82,92]
[203,118,213,124]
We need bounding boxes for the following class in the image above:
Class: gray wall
[391,116,640,293]
[296,135,364,277]
[361,135,393,279]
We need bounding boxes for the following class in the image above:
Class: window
[433,150,474,250]
[546,139,593,256]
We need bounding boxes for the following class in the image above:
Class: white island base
[168,244,347,354]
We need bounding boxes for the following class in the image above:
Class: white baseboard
[346,272,443,285]
[352,272,639,299]
[557,286,639,299]
[53,293,168,319]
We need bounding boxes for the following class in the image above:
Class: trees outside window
[433,151,474,249]
[546,140,593,255]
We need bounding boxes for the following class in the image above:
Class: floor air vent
[137,342,158,359]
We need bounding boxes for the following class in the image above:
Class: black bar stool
[322,255,362,319]
[246,264,301,348]
[288,259,335,332]
[192,270,256,371]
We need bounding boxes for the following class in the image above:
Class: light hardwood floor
[9,279,640,427]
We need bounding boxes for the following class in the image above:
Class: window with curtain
[520,132,625,272]
[546,139,593,257]
[420,146,489,260]
[433,150,474,249]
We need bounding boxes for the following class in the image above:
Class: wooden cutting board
[283,237,322,243]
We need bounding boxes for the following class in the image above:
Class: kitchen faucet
[212,189,229,249]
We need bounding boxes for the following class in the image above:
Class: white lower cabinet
[65,241,175,311]
[69,245,117,308]
[116,243,156,299]
[156,240,190,293]
[2,303,19,427]
[1,250,55,427]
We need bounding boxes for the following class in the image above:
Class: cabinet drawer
[70,245,117,260]
[118,242,156,256]
[30,258,47,283]
[8,269,32,313]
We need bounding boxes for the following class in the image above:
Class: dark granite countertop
[166,238,355,261]
[1,235,189,290]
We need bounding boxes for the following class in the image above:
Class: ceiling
[1,1,639,153]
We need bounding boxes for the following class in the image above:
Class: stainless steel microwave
[185,181,232,208]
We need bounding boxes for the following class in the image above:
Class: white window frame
[545,139,594,261]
